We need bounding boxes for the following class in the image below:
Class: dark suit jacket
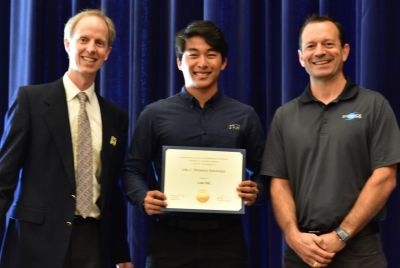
[0,79,130,267]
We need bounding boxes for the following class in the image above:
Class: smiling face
[298,21,349,82]
[177,36,227,94]
[64,15,112,83]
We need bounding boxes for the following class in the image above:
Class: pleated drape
[1,1,400,267]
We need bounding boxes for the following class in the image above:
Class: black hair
[298,14,347,49]
[175,20,228,60]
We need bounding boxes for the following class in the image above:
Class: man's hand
[143,190,167,215]
[286,231,335,267]
[116,262,134,268]
[237,180,259,205]
[317,231,346,254]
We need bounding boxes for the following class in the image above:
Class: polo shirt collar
[179,86,222,108]
[299,80,359,104]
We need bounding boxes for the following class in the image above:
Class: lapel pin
[110,136,117,146]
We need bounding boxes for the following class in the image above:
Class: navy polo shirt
[124,87,265,221]
[261,82,400,232]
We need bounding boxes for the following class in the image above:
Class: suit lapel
[98,95,111,206]
[43,80,75,186]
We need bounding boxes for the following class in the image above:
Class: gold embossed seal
[196,189,210,203]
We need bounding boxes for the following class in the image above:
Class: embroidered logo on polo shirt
[342,112,362,120]
[228,123,240,130]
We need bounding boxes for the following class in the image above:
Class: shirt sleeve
[244,108,265,177]
[123,105,156,207]
[369,95,400,170]
[260,108,289,179]
[0,88,29,218]
[243,108,267,201]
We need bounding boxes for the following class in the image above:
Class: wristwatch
[334,226,351,243]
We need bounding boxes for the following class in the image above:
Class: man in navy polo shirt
[261,15,400,268]
[124,20,265,267]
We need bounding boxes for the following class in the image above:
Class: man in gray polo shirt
[261,15,400,268]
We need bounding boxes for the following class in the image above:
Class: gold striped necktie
[76,92,93,218]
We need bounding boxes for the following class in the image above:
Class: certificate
[161,146,245,214]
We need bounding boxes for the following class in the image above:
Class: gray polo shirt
[261,82,400,232]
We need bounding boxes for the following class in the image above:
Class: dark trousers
[146,220,248,268]
[63,217,102,268]
[284,233,387,268]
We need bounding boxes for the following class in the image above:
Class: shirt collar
[179,87,222,108]
[299,80,359,104]
[63,73,96,103]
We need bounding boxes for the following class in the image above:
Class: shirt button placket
[320,107,329,135]
[200,110,207,145]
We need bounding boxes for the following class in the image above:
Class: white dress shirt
[63,73,102,218]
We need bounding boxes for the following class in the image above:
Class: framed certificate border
[161,145,246,214]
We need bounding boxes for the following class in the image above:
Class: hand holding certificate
[161,146,246,214]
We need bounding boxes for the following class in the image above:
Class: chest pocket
[9,203,45,224]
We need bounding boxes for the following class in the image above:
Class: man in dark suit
[0,9,133,268]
